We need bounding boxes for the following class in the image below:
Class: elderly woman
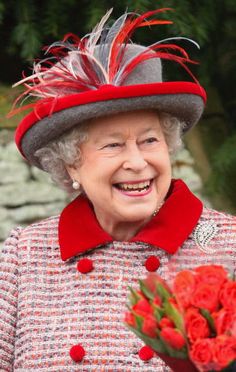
[1,8,235,372]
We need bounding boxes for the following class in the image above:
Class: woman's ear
[65,163,81,183]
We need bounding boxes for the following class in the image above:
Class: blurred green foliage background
[0,0,235,212]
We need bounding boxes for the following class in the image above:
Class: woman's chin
[116,206,156,223]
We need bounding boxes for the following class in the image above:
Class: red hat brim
[15,81,206,167]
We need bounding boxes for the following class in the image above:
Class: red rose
[152,295,162,307]
[143,273,171,295]
[168,297,180,309]
[212,308,236,336]
[173,270,196,309]
[132,298,153,317]
[213,335,236,369]
[185,308,210,343]
[129,289,146,304]
[231,316,236,338]
[136,290,147,299]
[195,265,228,289]
[160,327,186,350]
[219,281,236,309]
[159,317,175,329]
[124,312,136,327]
[190,338,214,367]
[190,283,219,312]
[142,314,158,338]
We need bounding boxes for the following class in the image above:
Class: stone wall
[0,129,209,251]
[0,130,69,251]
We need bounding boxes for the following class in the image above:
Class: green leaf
[159,334,188,359]
[127,325,168,354]
[128,286,140,305]
[200,308,216,334]
[127,325,188,359]
[153,306,164,322]
[156,283,172,302]
[139,279,155,300]
[163,301,185,333]
[134,314,143,331]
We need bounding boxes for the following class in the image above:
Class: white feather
[106,12,130,74]
[149,37,200,50]
[86,8,113,55]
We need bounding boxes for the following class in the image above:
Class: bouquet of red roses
[125,265,236,371]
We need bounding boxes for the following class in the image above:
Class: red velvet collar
[59,179,203,261]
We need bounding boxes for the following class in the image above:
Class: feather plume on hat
[11,8,207,168]
[10,8,200,115]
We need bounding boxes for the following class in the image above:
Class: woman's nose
[122,143,147,172]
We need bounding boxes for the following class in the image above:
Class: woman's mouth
[113,179,153,196]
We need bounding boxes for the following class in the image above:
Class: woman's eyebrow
[94,127,159,144]
[139,126,160,135]
[93,133,124,144]
[111,127,158,137]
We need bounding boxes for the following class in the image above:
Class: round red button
[138,345,154,361]
[77,258,94,273]
[145,255,160,272]
[70,344,85,362]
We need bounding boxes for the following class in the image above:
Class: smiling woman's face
[67,110,172,232]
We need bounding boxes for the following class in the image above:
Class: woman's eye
[104,143,122,148]
[144,137,158,144]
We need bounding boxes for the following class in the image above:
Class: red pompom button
[70,344,85,362]
[138,345,154,361]
[145,255,160,272]
[77,258,94,273]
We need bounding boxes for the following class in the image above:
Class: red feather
[10,8,201,118]
[109,8,173,81]
[120,50,198,85]
[138,20,173,27]
[7,103,36,118]
[62,33,81,45]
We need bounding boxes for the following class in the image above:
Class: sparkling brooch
[193,220,218,253]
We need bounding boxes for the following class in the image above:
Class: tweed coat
[0,179,236,372]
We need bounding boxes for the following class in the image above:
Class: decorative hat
[11,8,207,168]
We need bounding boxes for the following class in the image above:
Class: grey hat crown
[15,9,206,168]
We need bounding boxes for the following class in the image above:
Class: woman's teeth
[116,180,151,191]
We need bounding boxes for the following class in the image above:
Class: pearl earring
[72,180,80,190]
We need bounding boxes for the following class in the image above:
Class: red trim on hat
[15,82,206,153]
[58,179,203,261]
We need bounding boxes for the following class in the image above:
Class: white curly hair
[35,111,185,194]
